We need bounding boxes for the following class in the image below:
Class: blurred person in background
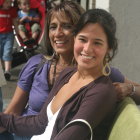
[0,0,18,81]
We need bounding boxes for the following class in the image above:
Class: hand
[113,82,132,101]
[27,16,33,21]
[20,16,28,23]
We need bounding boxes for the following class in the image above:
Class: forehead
[79,23,105,34]
[78,23,107,40]
[50,11,72,24]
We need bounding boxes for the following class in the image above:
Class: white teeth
[81,54,93,59]
[55,41,65,44]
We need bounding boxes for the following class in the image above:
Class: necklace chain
[49,58,74,89]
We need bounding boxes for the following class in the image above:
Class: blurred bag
[12,52,27,68]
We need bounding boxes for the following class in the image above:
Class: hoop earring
[102,54,111,76]
[102,62,111,76]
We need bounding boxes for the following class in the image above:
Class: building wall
[96,0,109,11]
[110,0,140,82]
[80,0,95,10]
[80,0,87,9]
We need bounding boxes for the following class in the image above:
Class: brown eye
[94,42,102,46]
[79,38,86,43]
[49,25,56,31]
[62,24,72,30]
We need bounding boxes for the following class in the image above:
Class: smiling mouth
[81,54,94,60]
[55,41,66,45]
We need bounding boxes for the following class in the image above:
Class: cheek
[74,39,82,50]
[74,43,81,54]
[94,47,108,57]
[74,44,82,59]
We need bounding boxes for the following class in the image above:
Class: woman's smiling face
[74,23,109,71]
[49,14,74,56]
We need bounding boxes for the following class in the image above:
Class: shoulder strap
[35,56,48,73]
[57,119,93,140]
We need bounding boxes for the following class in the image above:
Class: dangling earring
[102,55,111,76]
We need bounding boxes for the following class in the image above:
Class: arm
[18,16,28,24]
[0,87,30,134]
[0,66,33,132]
[27,10,41,23]
[4,54,43,116]
[0,55,48,135]
[4,86,28,116]
[110,67,140,104]
[27,16,40,23]
[0,100,48,136]
[113,78,140,104]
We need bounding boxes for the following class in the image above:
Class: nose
[83,43,93,53]
[55,26,64,37]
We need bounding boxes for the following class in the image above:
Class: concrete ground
[2,63,25,110]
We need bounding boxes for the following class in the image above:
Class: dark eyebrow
[78,35,105,43]
[94,39,104,43]
[78,35,86,38]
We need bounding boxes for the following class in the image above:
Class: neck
[57,54,74,66]
[77,66,103,81]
